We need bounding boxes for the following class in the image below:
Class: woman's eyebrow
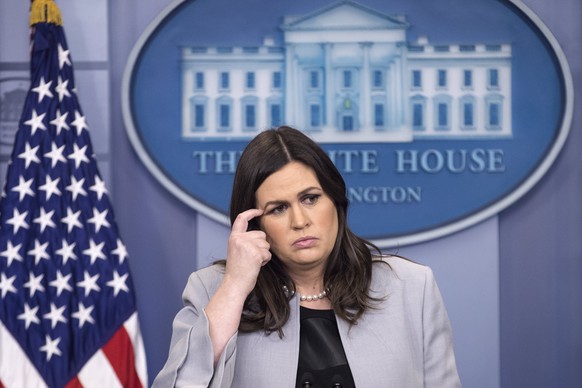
[262,199,288,209]
[297,186,322,197]
[262,186,322,209]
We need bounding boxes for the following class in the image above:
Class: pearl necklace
[282,285,329,302]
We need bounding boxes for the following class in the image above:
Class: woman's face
[256,161,339,272]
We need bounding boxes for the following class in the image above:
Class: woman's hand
[224,208,271,296]
[205,209,271,364]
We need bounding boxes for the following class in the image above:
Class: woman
[153,126,461,387]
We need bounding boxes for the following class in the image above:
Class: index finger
[231,208,264,234]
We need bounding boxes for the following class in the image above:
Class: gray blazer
[153,257,461,387]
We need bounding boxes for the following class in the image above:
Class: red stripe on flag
[102,326,143,388]
[65,376,83,388]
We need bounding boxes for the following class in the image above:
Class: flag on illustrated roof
[0,1,147,386]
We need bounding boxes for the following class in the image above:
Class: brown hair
[229,126,383,336]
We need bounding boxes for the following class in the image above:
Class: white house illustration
[181,0,512,142]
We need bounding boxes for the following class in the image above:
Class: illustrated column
[360,42,372,132]
[324,43,334,129]
[285,44,296,125]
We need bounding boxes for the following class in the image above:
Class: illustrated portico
[280,2,411,142]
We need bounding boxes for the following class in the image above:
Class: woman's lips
[292,236,318,248]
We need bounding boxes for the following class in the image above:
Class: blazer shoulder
[182,263,225,303]
[372,255,431,284]
[195,263,226,283]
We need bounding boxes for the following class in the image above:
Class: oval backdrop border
[121,0,573,247]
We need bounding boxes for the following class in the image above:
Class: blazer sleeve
[152,269,238,388]
[422,267,462,387]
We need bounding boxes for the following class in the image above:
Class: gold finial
[30,0,63,26]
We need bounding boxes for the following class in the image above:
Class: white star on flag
[43,142,67,168]
[87,208,110,232]
[57,44,71,69]
[23,271,45,297]
[6,208,29,233]
[112,239,129,264]
[31,76,54,102]
[17,303,41,329]
[0,273,17,298]
[39,335,62,362]
[68,143,90,169]
[49,109,70,134]
[107,270,129,296]
[18,143,41,168]
[43,302,67,329]
[65,176,87,201]
[33,207,57,232]
[89,175,108,200]
[49,270,73,297]
[24,109,47,135]
[60,207,82,233]
[76,271,100,297]
[28,239,51,265]
[71,302,95,328]
[12,176,35,201]
[82,239,107,264]
[55,240,77,265]
[38,175,62,200]
[71,111,89,134]
[55,75,71,101]
[0,241,23,267]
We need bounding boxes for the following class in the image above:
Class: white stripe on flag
[0,321,47,388]
[124,312,149,387]
[77,349,123,388]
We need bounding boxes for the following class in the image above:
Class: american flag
[0,2,147,387]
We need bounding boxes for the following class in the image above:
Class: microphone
[301,372,314,388]
[331,374,344,387]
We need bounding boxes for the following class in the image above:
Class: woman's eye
[303,194,320,205]
[269,205,287,215]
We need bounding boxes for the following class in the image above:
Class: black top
[295,306,356,388]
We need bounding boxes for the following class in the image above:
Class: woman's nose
[290,206,310,229]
